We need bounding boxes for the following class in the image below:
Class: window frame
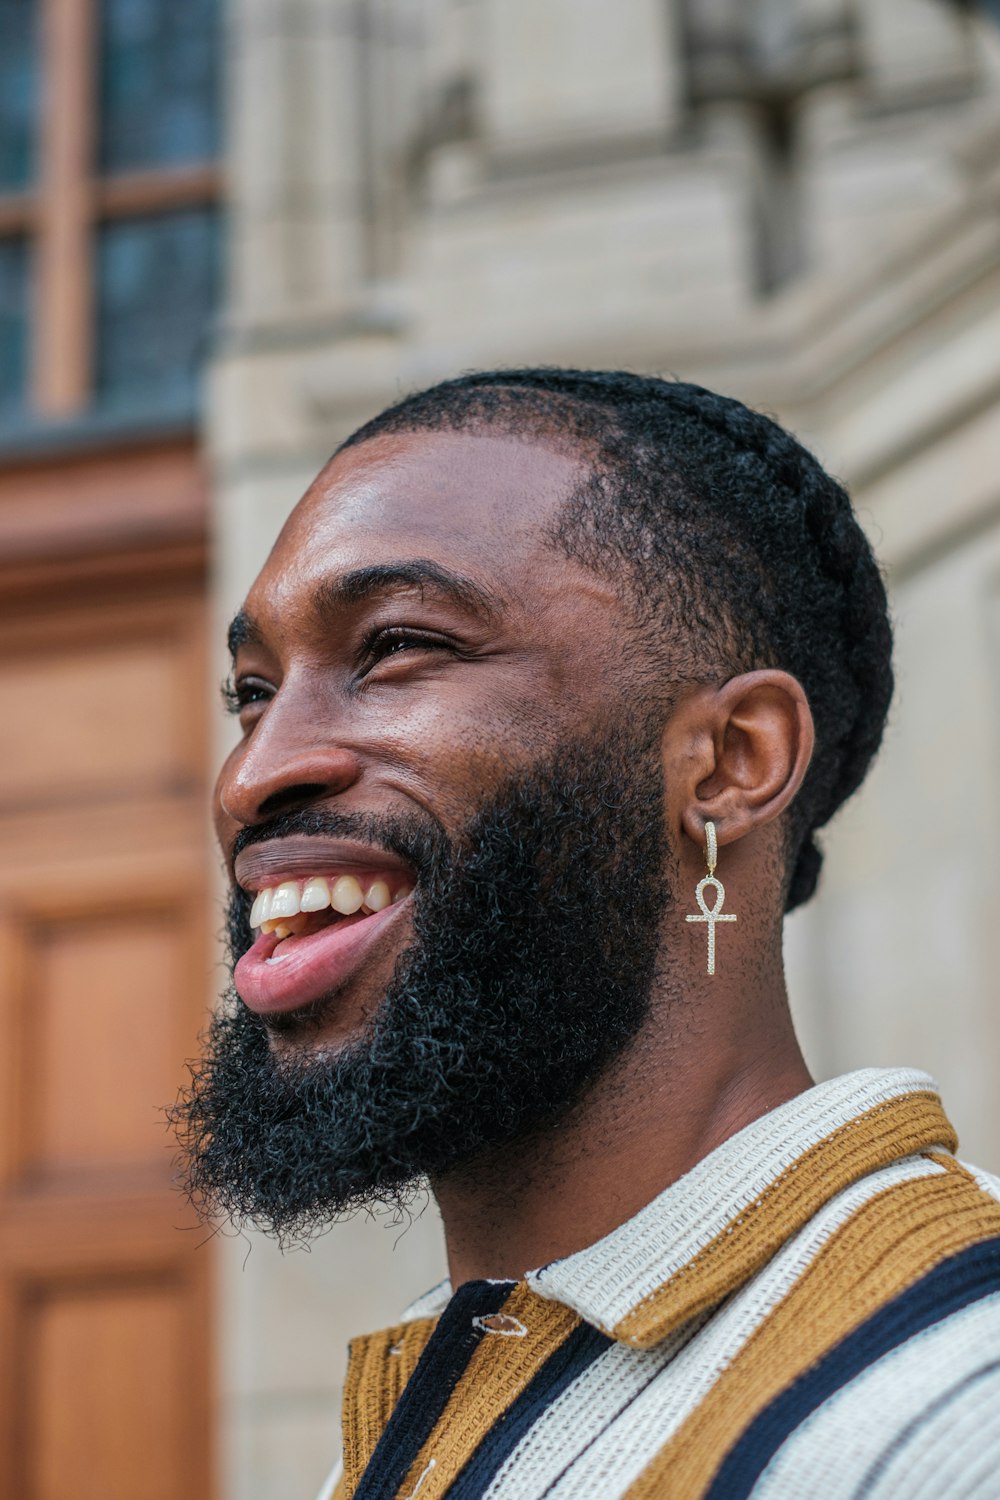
[0,0,220,420]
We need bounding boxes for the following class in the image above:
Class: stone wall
[206,4,1000,1494]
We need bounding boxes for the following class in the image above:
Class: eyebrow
[314,559,504,624]
[227,608,262,659]
[226,559,503,661]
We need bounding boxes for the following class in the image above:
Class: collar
[527,1067,955,1348]
[402,1069,956,1350]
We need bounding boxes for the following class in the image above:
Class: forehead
[250,429,585,615]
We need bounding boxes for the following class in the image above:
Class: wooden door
[0,449,214,1499]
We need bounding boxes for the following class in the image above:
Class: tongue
[264,907,370,961]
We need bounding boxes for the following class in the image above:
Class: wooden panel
[0,443,207,568]
[0,596,206,814]
[0,796,207,875]
[25,1280,188,1500]
[0,639,191,810]
[0,844,208,1193]
[0,1191,207,1278]
[25,911,186,1180]
[0,917,29,1191]
[0,458,214,1497]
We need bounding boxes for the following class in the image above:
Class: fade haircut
[338,368,894,911]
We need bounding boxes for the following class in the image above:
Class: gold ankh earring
[685,820,737,976]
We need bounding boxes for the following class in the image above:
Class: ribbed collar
[527,1067,955,1347]
[403,1069,956,1349]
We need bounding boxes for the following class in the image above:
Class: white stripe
[407,1456,438,1497]
[314,1458,343,1500]
[870,1357,1000,1500]
[480,1315,707,1499]
[492,1156,942,1498]
[751,1291,1000,1500]
[530,1069,939,1331]
[401,1277,453,1322]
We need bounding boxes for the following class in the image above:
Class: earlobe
[678,670,814,850]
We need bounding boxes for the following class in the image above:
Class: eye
[221,675,274,715]
[361,626,454,670]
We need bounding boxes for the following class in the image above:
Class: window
[0,0,221,436]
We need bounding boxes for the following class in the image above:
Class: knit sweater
[319,1068,1000,1499]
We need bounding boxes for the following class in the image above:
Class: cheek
[359,661,573,770]
[373,719,557,833]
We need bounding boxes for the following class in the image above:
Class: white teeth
[269,880,301,919]
[300,876,332,912]
[363,879,391,913]
[330,875,365,915]
[248,873,411,930]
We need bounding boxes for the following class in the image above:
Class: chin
[256,974,389,1054]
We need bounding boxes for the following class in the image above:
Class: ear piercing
[685,820,737,975]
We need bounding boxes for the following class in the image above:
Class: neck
[431,967,812,1288]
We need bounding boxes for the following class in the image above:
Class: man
[174,369,1000,1497]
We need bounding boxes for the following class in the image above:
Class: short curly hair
[339,367,894,911]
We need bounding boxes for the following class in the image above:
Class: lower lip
[233,899,412,1015]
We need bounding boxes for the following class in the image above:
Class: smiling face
[180,428,678,1236]
[215,430,633,1051]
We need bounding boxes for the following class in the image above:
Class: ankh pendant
[685,823,737,975]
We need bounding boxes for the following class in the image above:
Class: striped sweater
[320,1068,1000,1499]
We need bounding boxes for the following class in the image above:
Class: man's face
[179,431,675,1235]
[215,430,638,1051]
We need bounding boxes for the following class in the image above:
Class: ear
[663,670,814,852]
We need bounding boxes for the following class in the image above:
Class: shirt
[320,1068,1000,1498]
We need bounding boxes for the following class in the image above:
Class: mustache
[230,805,449,878]
[225,805,451,984]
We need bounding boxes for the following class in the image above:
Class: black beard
[170,729,672,1243]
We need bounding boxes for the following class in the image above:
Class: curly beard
[170,728,672,1243]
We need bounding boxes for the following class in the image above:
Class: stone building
[208,3,1000,1495]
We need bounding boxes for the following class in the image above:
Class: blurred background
[1,1,999,1497]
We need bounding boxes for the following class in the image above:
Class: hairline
[335,393,750,686]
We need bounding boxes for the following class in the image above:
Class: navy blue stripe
[703,1235,1000,1500]
[446,1320,613,1499]
[353,1279,514,1500]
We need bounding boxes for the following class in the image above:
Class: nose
[217,705,362,828]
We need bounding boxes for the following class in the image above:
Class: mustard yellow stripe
[615,1091,957,1348]
[397,1282,580,1499]
[925,1148,978,1183]
[624,1165,1000,1499]
[341,1316,438,1496]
